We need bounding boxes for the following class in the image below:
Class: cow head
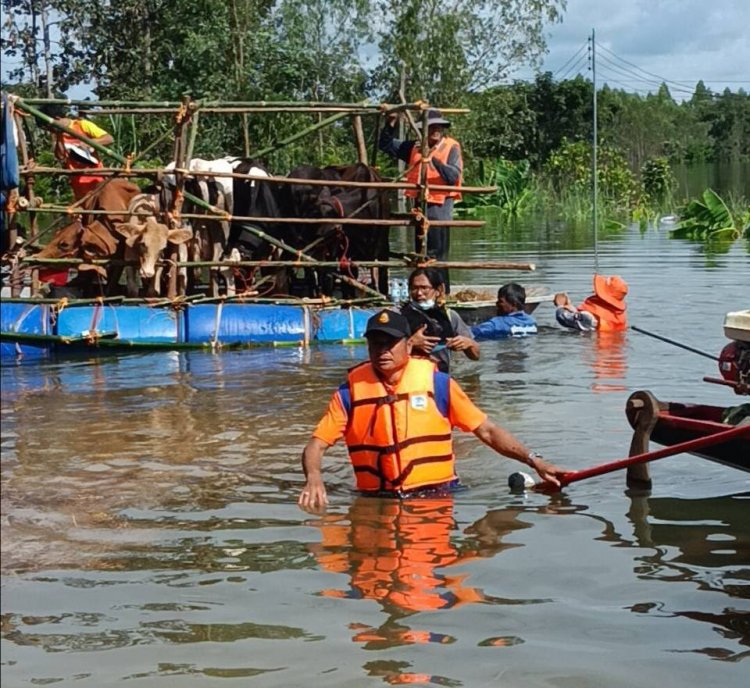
[115,218,192,279]
[317,188,345,219]
[34,220,84,259]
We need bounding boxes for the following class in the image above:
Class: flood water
[1,218,749,687]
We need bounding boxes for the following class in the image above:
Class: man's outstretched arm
[299,437,330,509]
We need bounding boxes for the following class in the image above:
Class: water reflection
[310,497,489,617]
[625,491,750,662]
[307,496,574,652]
[580,330,628,393]
[363,658,461,686]
[626,492,749,586]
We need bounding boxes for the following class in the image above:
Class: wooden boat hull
[449,285,553,325]
[626,391,749,473]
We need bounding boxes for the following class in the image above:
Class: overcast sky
[511,0,750,99]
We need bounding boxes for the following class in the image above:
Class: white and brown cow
[113,193,192,297]
[164,157,240,296]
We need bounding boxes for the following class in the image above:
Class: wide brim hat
[593,274,628,310]
[365,309,412,339]
[415,109,451,129]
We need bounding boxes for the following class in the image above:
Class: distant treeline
[459,74,750,180]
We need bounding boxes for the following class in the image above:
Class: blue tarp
[0,302,49,360]
[1,92,20,234]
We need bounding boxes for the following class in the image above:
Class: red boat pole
[558,424,750,487]
[703,376,742,390]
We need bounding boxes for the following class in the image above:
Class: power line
[553,42,588,78]
[596,54,696,96]
[597,43,695,90]
[558,54,589,82]
[595,72,655,95]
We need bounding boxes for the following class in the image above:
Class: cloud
[512,0,750,97]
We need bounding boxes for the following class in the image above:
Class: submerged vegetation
[671,189,750,241]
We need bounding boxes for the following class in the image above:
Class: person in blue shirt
[471,283,538,340]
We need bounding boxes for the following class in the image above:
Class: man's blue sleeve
[379,124,414,163]
[472,317,510,340]
[431,143,462,186]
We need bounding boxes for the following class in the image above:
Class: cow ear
[168,227,193,245]
[114,222,143,247]
[113,222,135,238]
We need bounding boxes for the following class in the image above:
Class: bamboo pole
[416,107,430,257]
[168,94,191,297]
[352,115,368,165]
[22,257,536,271]
[70,106,452,116]
[370,112,381,168]
[23,206,486,227]
[20,95,467,109]
[250,110,351,159]
[185,109,201,169]
[19,166,497,194]
[11,111,32,296]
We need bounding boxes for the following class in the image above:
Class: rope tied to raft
[49,296,69,328]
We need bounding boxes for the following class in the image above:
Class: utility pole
[590,28,599,274]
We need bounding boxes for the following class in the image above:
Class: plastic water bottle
[399,278,410,302]
[388,278,400,303]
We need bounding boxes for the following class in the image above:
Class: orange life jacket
[579,295,628,332]
[62,121,105,199]
[405,136,462,204]
[339,357,456,493]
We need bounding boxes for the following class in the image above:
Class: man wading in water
[298,309,565,509]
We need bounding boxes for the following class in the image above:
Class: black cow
[280,163,390,298]
[227,159,291,293]
[226,161,390,298]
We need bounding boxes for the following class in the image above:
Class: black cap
[415,109,451,129]
[364,309,412,339]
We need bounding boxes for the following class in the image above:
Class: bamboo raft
[2,95,538,359]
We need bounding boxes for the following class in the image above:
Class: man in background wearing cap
[553,274,629,332]
[380,108,462,292]
[298,309,565,510]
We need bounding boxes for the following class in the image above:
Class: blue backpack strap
[433,371,450,418]
[337,382,352,416]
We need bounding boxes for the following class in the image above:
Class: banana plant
[670,188,749,241]
[459,158,536,215]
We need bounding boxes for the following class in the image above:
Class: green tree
[372,0,565,105]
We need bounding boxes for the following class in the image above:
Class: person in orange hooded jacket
[554,274,629,332]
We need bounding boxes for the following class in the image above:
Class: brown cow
[32,179,141,295]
